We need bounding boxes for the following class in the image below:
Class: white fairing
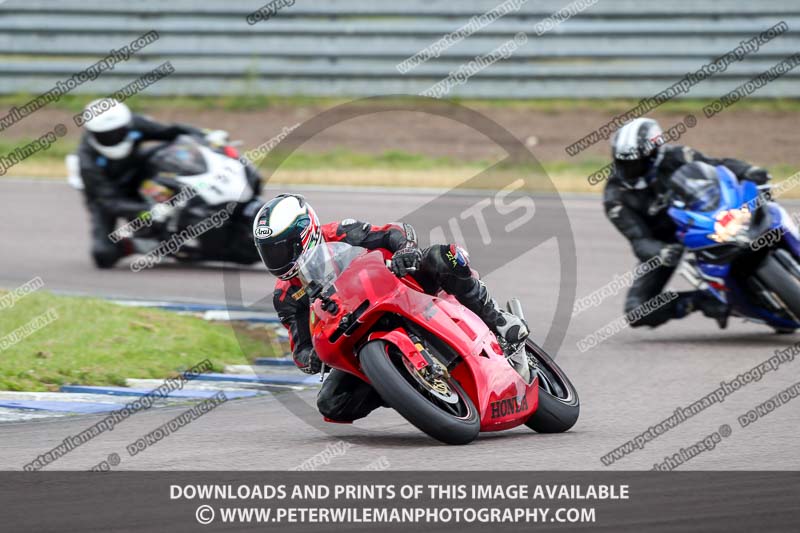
[176,145,253,205]
[65,154,84,190]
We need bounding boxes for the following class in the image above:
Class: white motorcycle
[67,135,264,266]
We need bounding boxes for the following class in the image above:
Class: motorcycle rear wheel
[359,340,480,445]
[524,340,580,433]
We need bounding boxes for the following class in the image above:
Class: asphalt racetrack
[2,179,799,470]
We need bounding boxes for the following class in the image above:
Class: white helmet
[83,98,134,159]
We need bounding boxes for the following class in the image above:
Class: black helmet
[611,118,663,189]
[252,194,322,279]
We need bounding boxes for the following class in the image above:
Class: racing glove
[658,243,684,268]
[295,347,322,375]
[204,129,229,148]
[390,247,422,277]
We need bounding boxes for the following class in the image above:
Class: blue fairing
[668,165,800,329]
[668,167,760,250]
[699,262,730,279]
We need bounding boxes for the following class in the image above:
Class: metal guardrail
[1,0,799,98]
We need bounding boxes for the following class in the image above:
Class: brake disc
[401,357,459,404]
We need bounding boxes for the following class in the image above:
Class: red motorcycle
[299,242,580,445]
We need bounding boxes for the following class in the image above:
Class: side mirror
[305,280,322,300]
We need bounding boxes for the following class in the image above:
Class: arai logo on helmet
[254,221,273,239]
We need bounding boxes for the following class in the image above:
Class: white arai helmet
[83,98,134,159]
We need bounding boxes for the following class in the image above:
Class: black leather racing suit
[273,219,505,422]
[603,144,768,327]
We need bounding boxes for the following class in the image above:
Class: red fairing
[273,221,404,371]
[309,249,539,432]
[369,328,429,371]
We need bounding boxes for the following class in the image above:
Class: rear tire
[755,250,800,322]
[524,340,580,433]
[359,340,480,445]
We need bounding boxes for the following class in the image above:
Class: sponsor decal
[291,286,306,301]
[490,394,529,419]
[422,301,439,320]
[446,244,469,267]
[709,207,751,243]
[255,225,273,239]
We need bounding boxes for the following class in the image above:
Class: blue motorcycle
[667,162,800,333]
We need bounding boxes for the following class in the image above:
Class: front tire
[359,340,480,445]
[525,340,580,433]
[755,249,800,322]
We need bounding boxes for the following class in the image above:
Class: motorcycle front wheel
[755,249,800,323]
[359,340,480,445]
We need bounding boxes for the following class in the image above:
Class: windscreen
[297,241,366,292]
[669,164,721,212]
[147,136,208,176]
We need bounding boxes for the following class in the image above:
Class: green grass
[0,137,75,160]
[3,139,797,195]
[267,149,610,175]
[0,137,506,173]
[0,291,278,392]
[0,132,604,176]
[452,97,800,115]
[4,93,800,115]
[264,148,487,171]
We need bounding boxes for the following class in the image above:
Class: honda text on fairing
[668,161,800,333]
[294,240,579,444]
[68,135,264,266]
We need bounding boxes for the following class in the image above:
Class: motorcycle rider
[254,193,529,423]
[604,117,771,328]
[77,98,259,268]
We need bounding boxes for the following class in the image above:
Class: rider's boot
[493,307,530,344]
[454,279,531,379]
[465,280,530,344]
[688,293,730,329]
[93,237,136,269]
